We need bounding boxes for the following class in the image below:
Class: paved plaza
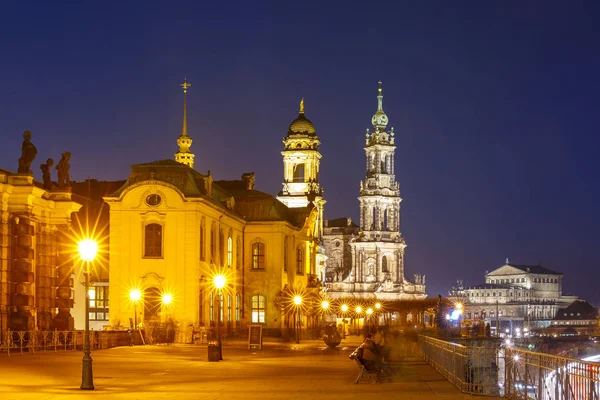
[0,338,496,400]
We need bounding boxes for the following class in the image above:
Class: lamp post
[214,275,226,360]
[130,289,141,329]
[293,295,302,344]
[366,307,373,337]
[341,304,348,339]
[78,239,98,390]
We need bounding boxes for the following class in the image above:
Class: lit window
[252,242,265,269]
[236,237,241,270]
[228,294,232,328]
[251,295,266,323]
[219,231,225,264]
[200,220,205,260]
[227,236,233,268]
[296,248,304,275]
[88,286,109,321]
[144,224,162,257]
[236,293,240,322]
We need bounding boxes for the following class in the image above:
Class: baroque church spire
[175,78,195,169]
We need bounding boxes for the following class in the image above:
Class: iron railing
[419,335,600,399]
[504,347,600,400]
[419,335,500,396]
[0,330,99,356]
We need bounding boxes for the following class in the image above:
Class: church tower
[359,82,402,241]
[174,78,195,168]
[277,99,323,208]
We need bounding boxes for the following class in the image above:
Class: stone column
[11,215,36,331]
[350,246,356,283]
[375,247,381,282]
[54,226,74,330]
[391,154,395,174]
[0,210,10,332]
[36,224,55,330]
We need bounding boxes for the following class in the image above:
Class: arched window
[199,219,205,260]
[219,293,223,325]
[227,293,232,329]
[251,294,266,323]
[227,236,233,268]
[144,224,162,257]
[296,248,304,275]
[252,242,265,269]
[235,293,240,322]
[219,230,225,264]
[293,163,305,182]
[283,236,288,272]
[210,224,216,263]
[382,255,388,273]
[236,237,241,270]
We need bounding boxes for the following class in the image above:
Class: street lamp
[130,289,141,329]
[341,304,348,339]
[78,239,98,390]
[213,275,226,360]
[293,295,303,344]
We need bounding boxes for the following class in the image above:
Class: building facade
[102,85,323,336]
[322,84,426,301]
[452,261,579,332]
[0,159,81,333]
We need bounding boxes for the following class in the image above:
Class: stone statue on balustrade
[18,130,38,174]
[56,151,71,188]
[40,158,54,190]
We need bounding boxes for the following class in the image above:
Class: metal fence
[504,347,600,400]
[418,335,600,399]
[419,335,500,396]
[0,330,101,356]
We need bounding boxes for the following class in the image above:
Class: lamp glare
[78,239,98,262]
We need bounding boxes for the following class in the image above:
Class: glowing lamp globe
[366,308,373,315]
[78,239,98,262]
[162,293,173,305]
[293,295,302,306]
[321,300,329,310]
[130,289,141,302]
[214,275,226,289]
[341,304,348,313]
[355,306,362,314]
[375,302,382,310]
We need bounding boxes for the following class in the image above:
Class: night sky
[1,2,598,303]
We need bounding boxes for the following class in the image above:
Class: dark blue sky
[1,1,598,303]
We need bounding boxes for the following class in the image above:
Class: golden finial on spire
[378,80,383,94]
[299,98,305,114]
[181,77,192,93]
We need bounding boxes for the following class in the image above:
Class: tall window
[293,163,305,182]
[199,289,204,324]
[227,236,233,268]
[382,255,388,272]
[219,230,225,264]
[210,225,216,262]
[251,295,266,323]
[235,293,240,322]
[144,224,162,257]
[88,286,109,321]
[219,293,223,324]
[236,238,241,270]
[252,242,265,269]
[227,294,232,329]
[296,248,304,275]
[199,220,205,260]
[209,293,214,322]
[283,237,288,272]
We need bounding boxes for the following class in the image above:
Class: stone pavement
[0,337,498,400]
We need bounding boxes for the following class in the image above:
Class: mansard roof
[553,300,597,321]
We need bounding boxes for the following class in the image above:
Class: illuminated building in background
[322,83,426,301]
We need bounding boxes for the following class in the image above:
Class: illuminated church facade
[322,84,426,301]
